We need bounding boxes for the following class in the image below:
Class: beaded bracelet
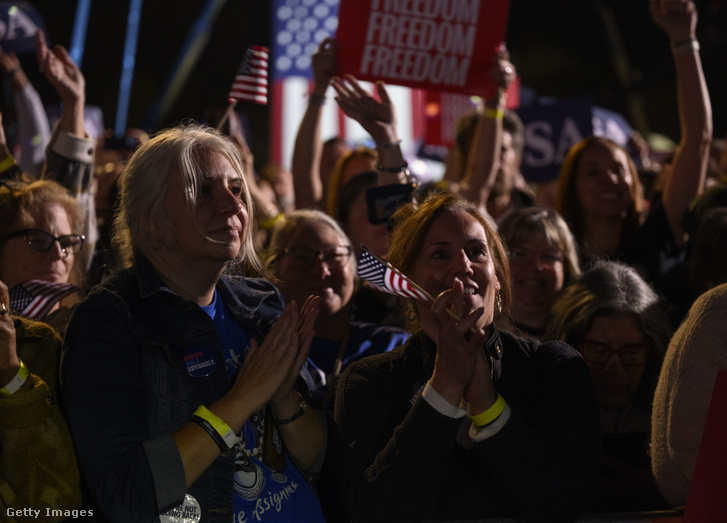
[468,393,506,427]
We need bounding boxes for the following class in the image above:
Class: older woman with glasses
[0,179,84,327]
[266,209,409,411]
[545,260,673,513]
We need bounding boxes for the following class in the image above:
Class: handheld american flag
[9,280,78,320]
[357,246,432,301]
[228,45,269,105]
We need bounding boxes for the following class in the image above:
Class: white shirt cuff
[422,382,467,419]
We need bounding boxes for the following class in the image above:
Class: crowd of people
[1,0,726,521]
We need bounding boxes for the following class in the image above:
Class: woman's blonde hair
[112,123,261,274]
[499,206,581,283]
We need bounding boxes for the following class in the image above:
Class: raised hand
[649,0,696,42]
[311,37,338,94]
[36,30,85,104]
[331,74,398,144]
[428,278,488,407]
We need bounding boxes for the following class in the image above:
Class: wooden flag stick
[216,100,238,131]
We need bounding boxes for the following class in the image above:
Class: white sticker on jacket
[159,494,202,522]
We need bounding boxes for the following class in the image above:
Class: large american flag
[269,0,425,169]
[228,45,269,105]
[357,246,431,301]
[9,280,78,319]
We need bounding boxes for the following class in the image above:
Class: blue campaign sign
[0,2,47,55]
[516,96,633,184]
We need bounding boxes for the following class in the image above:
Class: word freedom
[361,0,480,86]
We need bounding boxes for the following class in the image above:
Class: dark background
[5,0,727,168]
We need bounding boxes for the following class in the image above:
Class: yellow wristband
[468,393,506,427]
[1,360,29,396]
[485,108,504,120]
[258,212,283,230]
[0,154,16,174]
[193,405,240,449]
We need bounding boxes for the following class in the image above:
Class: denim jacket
[61,254,287,522]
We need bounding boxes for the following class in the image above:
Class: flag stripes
[228,45,269,105]
[8,280,78,320]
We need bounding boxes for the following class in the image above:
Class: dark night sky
[8,1,727,168]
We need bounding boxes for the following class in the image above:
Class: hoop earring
[496,291,502,314]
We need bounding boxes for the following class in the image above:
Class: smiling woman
[332,191,600,521]
[61,123,328,522]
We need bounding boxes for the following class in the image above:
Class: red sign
[336,0,511,98]
[424,76,520,148]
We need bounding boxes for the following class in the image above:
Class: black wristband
[191,415,229,452]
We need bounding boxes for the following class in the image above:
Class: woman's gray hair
[545,260,672,399]
[112,123,261,274]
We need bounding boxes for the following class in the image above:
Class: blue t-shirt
[200,292,325,522]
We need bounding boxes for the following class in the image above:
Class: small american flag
[228,45,269,105]
[9,280,78,319]
[357,246,431,301]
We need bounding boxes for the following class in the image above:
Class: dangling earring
[496,291,502,314]
[407,302,417,322]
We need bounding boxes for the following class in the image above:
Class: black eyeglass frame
[274,245,354,271]
[0,228,85,255]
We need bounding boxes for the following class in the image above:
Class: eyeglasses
[507,248,564,267]
[579,339,650,367]
[0,229,85,256]
[277,245,354,271]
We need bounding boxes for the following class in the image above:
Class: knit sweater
[0,317,82,522]
[651,283,727,506]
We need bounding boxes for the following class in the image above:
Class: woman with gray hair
[545,259,673,512]
[266,209,409,411]
[61,124,327,522]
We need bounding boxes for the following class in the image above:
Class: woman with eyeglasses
[498,207,581,340]
[545,260,673,512]
[0,179,84,329]
[61,124,328,522]
[266,209,409,412]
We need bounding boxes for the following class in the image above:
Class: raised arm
[458,48,517,214]
[650,0,712,245]
[331,74,408,185]
[291,37,338,210]
[0,45,51,176]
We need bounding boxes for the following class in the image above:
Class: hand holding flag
[357,245,472,327]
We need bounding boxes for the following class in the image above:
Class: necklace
[240,409,264,457]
